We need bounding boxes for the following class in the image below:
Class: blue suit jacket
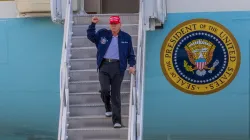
[87,22,136,74]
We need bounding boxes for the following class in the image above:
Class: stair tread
[73,13,139,17]
[70,91,129,95]
[69,115,129,119]
[70,69,97,72]
[69,69,131,72]
[73,24,138,27]
[82,139,127,140]
[70,58,96,60]
[70,103,129,107]
[71,46,97,49]
[68,127,128,131]
[72,34,137,38]
[69,80,130,84]
[71,46,137,49]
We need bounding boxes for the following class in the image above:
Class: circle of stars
[173,32,228,84]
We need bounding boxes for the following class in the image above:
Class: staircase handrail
[128,74,136,140]
[128,0,145,140]
[58,0,73,139]
[137,2,146,138]
[133,0,166,139]
[136,0,145,117]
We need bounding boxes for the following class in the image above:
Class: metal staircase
[57,0,139,139]
[68,14,138,140]
[56,0,166,140]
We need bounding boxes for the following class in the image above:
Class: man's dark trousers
[99,60,124,124]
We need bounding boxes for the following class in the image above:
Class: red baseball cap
[109,16,121,24]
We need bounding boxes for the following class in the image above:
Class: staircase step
[81,139,127,140]
[68,127,128,140]
[69,69,131,81]
[73,14,139,25]
[69,103,129,116]
[69,58,132,70]
[73,24,138,36]
[70,58,96,70]
[82,139,127,140]
[68,115,129,128]
[72,35,138,47]
[69,80,130,93]
[79,139,127,140]
[69,92,130,105]
[70,46,137,59]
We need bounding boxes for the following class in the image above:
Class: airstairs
[55,0,167,139]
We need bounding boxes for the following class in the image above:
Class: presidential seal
[160,19,241,95]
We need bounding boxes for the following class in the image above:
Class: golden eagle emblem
[184,39,219,76]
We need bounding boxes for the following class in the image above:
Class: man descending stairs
[88,15,136,128]
[67,14,139,140]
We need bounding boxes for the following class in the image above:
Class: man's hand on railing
[129,67,136,75]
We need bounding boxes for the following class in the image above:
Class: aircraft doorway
[84,0,139,14]
[101,0,139,14]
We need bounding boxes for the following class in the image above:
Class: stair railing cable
[58,0,73,139]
